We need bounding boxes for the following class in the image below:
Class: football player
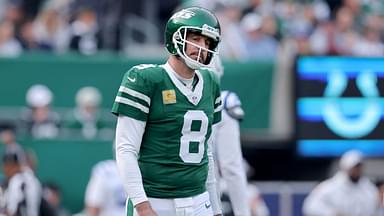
[112,7,223,216]
[210,57,269,216]
[84,160,127,216]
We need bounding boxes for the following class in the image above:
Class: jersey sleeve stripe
[115,96,149,113]
[214,104,223,113]
[119,86,151,106]
[215,96,221,105]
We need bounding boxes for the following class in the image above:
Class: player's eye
[205,39,211,47]
[191,36,200,41]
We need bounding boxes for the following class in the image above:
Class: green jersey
[112,63,222,198]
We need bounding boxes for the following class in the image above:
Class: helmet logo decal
[171,9,195,20]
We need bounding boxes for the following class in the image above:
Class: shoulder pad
[221,91,244,120]
[126,64,163,84]
[132,64,158,71]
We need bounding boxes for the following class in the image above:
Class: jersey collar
[162,63,203,106]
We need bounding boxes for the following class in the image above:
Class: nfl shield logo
[192,95,198,103]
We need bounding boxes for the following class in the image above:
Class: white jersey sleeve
[213,91,251,216]
[115,115,147,206]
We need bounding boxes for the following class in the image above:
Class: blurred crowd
[0,83,114,215]
[0,0,180,56]
[193,0,384,60]
[1,0,384,59]
[0,84,115,140]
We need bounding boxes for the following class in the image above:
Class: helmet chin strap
[184,56,201,70]
[174,55,200,70]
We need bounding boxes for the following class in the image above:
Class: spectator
[351,14,384,56]
[215,2,248,61]
[3,1,25,25]
[1,125,22,151]
[240,12,278,60]
[20,84,60,139]
[0,19,22,57]
[63,86,113,139]
[7,0,43,21]
[310,6,359,55]
[242,0,274,17]
[0,124,39,172]
[17,19,43,51]
[0,125,27,165]
[33,6,71,53]
[260,15,279,40]
[303,150,379,216]
[69,8,100,55]
[69,0,123,50]
[309,20,337,55]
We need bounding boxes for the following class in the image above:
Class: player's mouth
[190,53,205,63]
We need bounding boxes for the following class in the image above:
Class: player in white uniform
[210,57,269,216]
[85,160,127,216]
[303,150,379,216]
[212,90,249,216]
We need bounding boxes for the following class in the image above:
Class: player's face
[185,32,211,64]
[348,163,363,183]
[2,162,16,178]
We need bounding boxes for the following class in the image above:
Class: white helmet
[26,84,53,107]
[76,86,102,108]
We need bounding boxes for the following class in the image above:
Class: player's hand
[135,201,157,216]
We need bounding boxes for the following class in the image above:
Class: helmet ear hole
[173,32,181,41]
[172,31,183,50]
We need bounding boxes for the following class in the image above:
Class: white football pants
[127,191,213,216]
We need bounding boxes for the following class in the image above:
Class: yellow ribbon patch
[162,90,176,104]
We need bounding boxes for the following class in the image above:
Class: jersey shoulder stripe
[115,96,149,114]
[119,86,151,105]
[214,95,222,112]
[112,64,164,121]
